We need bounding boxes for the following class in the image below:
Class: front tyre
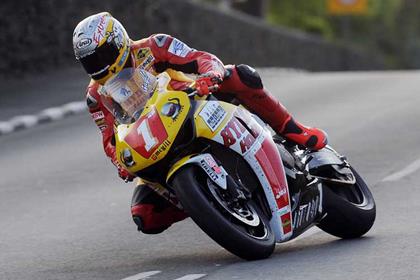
[172,166,275,260]
[318,167,376,239]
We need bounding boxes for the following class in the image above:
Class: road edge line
[0,101,86,136]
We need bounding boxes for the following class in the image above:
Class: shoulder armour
[153,34,170,47]
[86,92,99,109]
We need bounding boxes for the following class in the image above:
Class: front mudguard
[166,153,229,190]
[306,146,356,185]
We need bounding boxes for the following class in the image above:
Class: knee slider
[132,215,168,234]
[236,64,263,89]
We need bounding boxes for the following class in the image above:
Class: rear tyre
[318,167,376,239]
[172,166,275,260]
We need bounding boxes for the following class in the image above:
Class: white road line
[39,107,65,120]
[62,101,86,113]
[120,270,161,280]
[173,274,207,280]
[10,115,38,128]
[120,272,206,280]
[0,122,14,134]
[0,101,86,136]
[382,158,420,182]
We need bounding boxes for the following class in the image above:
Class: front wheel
[172,166,275,260]
[318,167,376,238]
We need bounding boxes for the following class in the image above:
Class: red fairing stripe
[255,137,290,211]
[124,108,168,159]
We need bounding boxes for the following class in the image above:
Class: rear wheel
[318,167,376,238]
[172,166,275,260]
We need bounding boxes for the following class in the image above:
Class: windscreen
[102,67,157,124]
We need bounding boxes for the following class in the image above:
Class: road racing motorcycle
[100,67,376,260]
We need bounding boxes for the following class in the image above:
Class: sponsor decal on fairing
[151,139,172,161]
[184,154,228,190]
[292,195,321,230]
[199,101,227,132]
[124,108,169,159]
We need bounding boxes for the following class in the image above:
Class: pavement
[1,69,420,280]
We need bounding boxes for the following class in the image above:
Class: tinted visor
[80,40,120,80]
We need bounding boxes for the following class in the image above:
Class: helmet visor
[102,67,157,124]
[80,40,120,80]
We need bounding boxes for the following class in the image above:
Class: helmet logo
[106,31,115,43]
[93,15,107,44]
[76,38,92,49]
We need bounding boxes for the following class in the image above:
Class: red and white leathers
[86,34,327,234]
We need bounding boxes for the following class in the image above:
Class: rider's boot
[131,184,188,234]
[220,64,328,150]
[278,116,328,150]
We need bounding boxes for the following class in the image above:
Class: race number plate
[124,108,168,159]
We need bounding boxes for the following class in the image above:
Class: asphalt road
[1,69,420,280]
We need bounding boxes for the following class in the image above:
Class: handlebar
[185,85,219,97]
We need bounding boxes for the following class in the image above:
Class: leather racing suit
[85,34,327,234]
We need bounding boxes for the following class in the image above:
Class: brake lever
[186,85,219,97]
[187,90,198,97]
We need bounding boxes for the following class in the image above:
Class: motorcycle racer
[73,12,328,234]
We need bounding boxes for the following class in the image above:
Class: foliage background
[267,0,420,68]
[204,0,420,68]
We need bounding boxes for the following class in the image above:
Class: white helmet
[73,12,131,84]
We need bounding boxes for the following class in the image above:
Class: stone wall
[0,0,384,77]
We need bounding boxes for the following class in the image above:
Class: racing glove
[196,71,223,96]
[112,152,135,183]
[118,166,135,182]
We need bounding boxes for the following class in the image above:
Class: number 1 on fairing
[137,119,158,151]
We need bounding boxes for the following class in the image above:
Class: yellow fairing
[194,100,238,139]
[114,70,238,174]
[164,101,238,183]
[166,154,198,183]
[114,74,191,173]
